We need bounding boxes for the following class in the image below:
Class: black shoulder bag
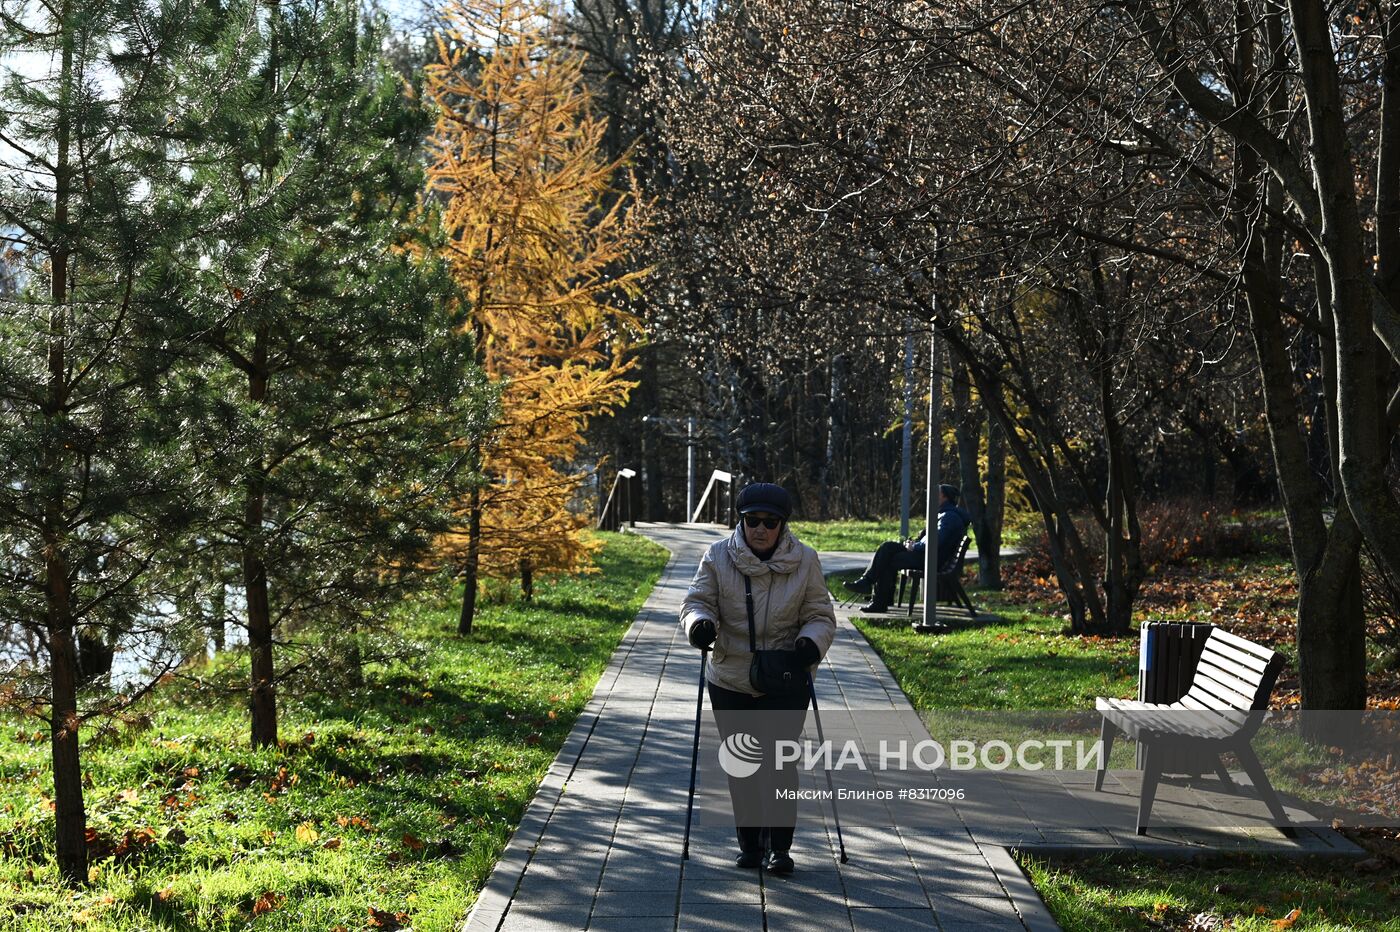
[745,575,809,697]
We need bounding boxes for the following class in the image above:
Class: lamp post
[900,316,914,540]
[914,332,945,633]
[914,221,948,635]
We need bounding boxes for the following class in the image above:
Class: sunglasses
[743,515,782,530]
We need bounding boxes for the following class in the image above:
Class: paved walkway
[462,523,1358,932]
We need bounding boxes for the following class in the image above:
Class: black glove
[689,619,716,650]
[795,637,821,667]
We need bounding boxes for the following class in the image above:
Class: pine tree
[164,0,493,747]
[0,0,207,884]
[424,0,646,633]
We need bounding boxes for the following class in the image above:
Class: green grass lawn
[0,531,668,931]
[821,558,1400,932]
[824,567,1139,709]
[791,517,1025,554]
[789,518,906,553]
[1020,853,1400,931]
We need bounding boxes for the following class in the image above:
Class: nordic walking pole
[683,647,708,861]
[808,672,848,863]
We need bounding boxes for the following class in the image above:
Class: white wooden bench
[1094,627,1295,836]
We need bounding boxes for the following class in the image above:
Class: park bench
[897,535,975,617]
[1093,626,1295,836]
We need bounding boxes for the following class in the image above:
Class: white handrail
[690,469,732,524]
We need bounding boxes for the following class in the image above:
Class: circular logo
[717,732,764,778]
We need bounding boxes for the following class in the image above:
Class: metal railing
[690,469,733,525]
[597,468,640,531]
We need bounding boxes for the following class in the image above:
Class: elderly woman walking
[680,482,837,874]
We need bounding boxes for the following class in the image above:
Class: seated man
[844,484,970,613]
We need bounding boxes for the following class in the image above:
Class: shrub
[1363,550,1400,668]
[1013,502,1285,581]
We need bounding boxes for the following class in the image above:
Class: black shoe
[843,577,872,594]
[765,850,794,875]
[735,850,765,869]
[859,602,890,614]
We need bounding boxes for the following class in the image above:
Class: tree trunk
[458,478,482,635]
[638,347,665,521]
[1297,510,1368,715]
[979,413,1006,589]
[1290,0,1400,584]
[46,553,87,886]
[1380,0,1400,314]
[344,622,364,689]
[1238,137,1367,710]
[951,356,1004,587]
[824,354,846,515]
[520,558,533,602]
[47,11,86,883]
[245,334,277,749]
[210,580,226,653]
[1100,362,1142,636]
[76,629,114,685]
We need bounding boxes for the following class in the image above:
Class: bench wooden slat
[1197,652,1269,694]
[1186,672,1256,709]
[1202,638,1271,674]
[1184,676,1257,712]
[1195,660,1269,706]
[1209,627,1277,663]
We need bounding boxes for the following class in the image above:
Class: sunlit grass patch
[0,531,668,931]
[1019,852,1400,931]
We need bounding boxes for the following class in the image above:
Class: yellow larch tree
[424,0,646,633]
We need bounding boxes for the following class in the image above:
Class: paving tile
[929,893,1026,931]
[914,857,1006,900]
[838,865,930,909]
[597,854,683,892]
[848,907,940,931]
[519,857,607,887]
[587,917,676,932]
[500,897,592,930]
[676,903,765,931]
[590,887,678,918]
[679,880,764,904]
[764,893,854,931]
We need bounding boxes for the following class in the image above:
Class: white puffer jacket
[680,525,837,695]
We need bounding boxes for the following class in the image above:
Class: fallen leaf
[1272,908,1302,929]
[402,833,425,851]
[251,891,284,916]
[295,822,320,844]
[367,907,409,930]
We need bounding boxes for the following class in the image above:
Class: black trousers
[858,540,924,606]
[708,681,810,853]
